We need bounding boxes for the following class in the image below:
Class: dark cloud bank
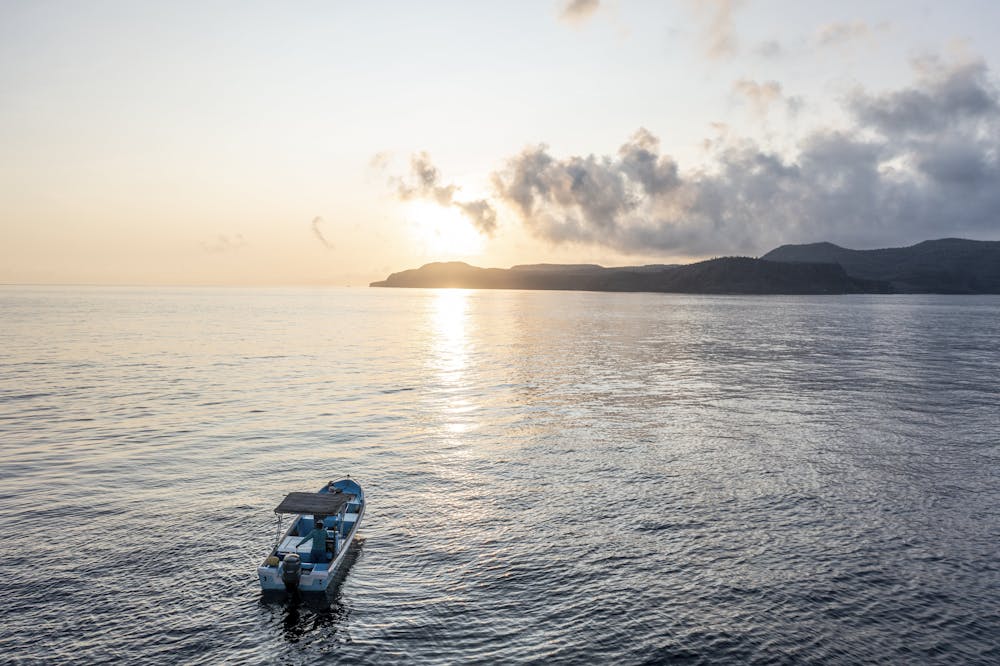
[492,58,1000,255]
[392,58,1000,257]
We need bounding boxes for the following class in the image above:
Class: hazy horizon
[4,1,1000,286]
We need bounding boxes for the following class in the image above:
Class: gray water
[1,286,998,665]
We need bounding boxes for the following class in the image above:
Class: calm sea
[1,286,998,665]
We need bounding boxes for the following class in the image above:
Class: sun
[404,201,485,257]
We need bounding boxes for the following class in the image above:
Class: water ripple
[0,287,998,664]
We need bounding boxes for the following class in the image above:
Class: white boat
[257,478,365,593]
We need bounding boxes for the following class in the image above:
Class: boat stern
[257,564,285,591]
[258,562,335,593]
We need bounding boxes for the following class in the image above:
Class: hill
[762,238,1000,293]
[370,257,889,294]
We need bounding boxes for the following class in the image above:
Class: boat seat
[299,550,330,564]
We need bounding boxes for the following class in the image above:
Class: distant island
[371,238,1000,295]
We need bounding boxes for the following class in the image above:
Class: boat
[257,477,365,593]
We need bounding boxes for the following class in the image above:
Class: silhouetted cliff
[762,238,1000,293]
[370,257,889,294]
[372,237,1000,294]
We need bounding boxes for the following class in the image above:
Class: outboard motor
[280,553,302,592]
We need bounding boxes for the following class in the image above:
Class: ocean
[1,286,998,664]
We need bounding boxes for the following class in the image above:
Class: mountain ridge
[370,256,889,294]
[371,238,1000,294]
[762,238,1000,293]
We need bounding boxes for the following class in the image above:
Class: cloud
[732,79,803,119]
[202,234,247,254]
[490,58,1000,254]
[849,56,997,136]
[456,200,498,235]
[817,21,870,47]
[754,40,783,58]
[368,152,391,171]
[816,20,888,48]
[311,216,333,250]
[396,152,457,206]
[390,152,499,236]
[559,0,600,25]
[617,127,681,195]
[732,79,784,118]
[690,0,743,60]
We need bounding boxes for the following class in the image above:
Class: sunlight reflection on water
[0,287,998,664]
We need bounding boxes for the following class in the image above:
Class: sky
[2,0,1000,285]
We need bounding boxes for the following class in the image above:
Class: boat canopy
[274,491,356,515]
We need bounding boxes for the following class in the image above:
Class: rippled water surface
[1,286,999,664]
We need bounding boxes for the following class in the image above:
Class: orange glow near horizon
[405,201,486,259]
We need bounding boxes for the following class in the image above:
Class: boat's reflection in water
[259,537,365,643]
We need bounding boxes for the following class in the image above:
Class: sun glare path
[428,289,479,441]
[431,288,470,378]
